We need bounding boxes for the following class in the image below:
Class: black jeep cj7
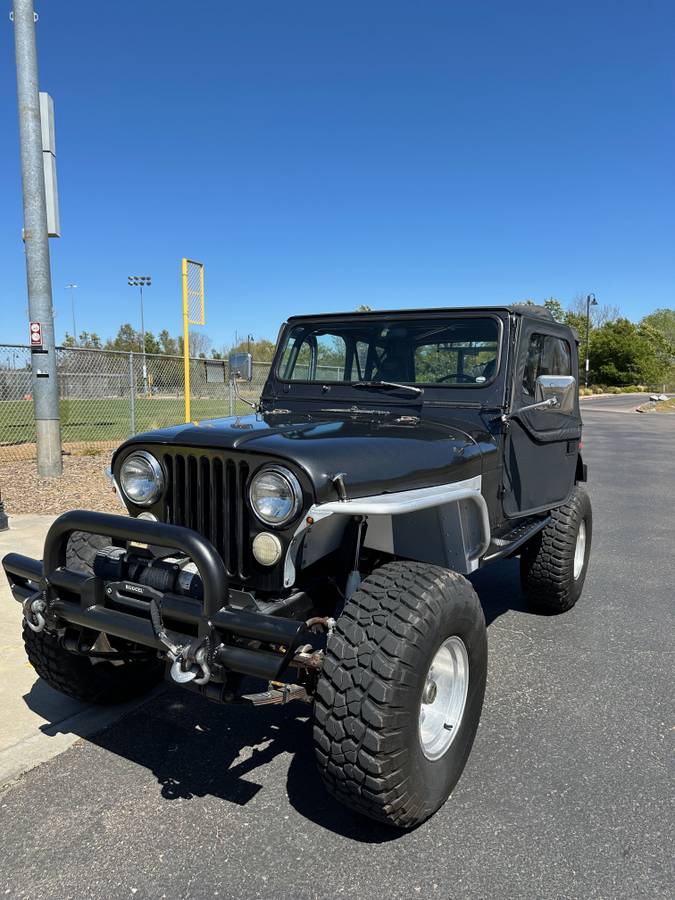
[3,305,592,828]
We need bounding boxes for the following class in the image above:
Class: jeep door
[503,319,581,517]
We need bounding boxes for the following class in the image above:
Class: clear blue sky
[1,0,674,350]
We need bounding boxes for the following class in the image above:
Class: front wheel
[24,625,163,704]
[520,485,593,613]
[313,561,488,829]
[25,531,163,703]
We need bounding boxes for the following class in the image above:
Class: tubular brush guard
[2,511,309,688]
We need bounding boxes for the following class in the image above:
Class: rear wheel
[520,486,593,613]
[313,561,487,829]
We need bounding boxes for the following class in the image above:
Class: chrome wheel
[573,519,587,580]
[419,635,469,761]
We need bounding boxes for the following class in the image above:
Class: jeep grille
[161,451,250,581]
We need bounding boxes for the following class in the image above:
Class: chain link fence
[0,345,271,462]
[3,343,673,463]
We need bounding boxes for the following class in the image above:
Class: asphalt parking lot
[0,394,673,899]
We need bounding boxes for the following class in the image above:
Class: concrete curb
[579,392,656,401]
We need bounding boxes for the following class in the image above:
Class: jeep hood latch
[330,472,348,501]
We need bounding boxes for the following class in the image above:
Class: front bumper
[2,511,309,690]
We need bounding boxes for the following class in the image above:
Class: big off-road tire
[520,486,593,613]
[313,561,487,829]
[24,532,163,704]
[66,530,110,573]
[23,626,163,704]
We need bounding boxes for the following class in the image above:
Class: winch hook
[22,591,47,633]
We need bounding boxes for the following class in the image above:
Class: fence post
[128,352,136,435]
[0,489,8,531]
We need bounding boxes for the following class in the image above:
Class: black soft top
[286,304,555,324]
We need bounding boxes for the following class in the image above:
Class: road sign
[29,321,42,346]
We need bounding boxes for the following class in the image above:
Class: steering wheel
[436,373,476,384]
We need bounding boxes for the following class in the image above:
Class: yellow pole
[182,258,191,423]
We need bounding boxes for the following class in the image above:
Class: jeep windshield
[278,316,500,387]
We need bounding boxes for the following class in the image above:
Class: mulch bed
[0,449,122,516]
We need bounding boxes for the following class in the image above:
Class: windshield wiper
[351,380,424,397]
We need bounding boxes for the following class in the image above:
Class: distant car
[3,304,592,828]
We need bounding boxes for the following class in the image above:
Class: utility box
[204,359,225,384]
[39,92,60,238]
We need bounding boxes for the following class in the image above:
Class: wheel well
[575,452,587,483]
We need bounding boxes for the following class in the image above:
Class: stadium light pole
[12,0,62,476]
[65,282,77,342]
[128,275,151,394]
[585,293,598,387]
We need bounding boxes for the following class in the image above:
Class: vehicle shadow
[21,556,532,843]
[470,556,528,626]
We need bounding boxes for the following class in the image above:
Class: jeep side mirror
[227,352,257,411]
[502,374,576,423]
[228,352,253,382]
[534,375,576,414]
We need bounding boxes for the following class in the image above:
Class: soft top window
[278,317,501,387]
[522,333,572,397]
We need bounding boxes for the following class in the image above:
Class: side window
[281,333,347,381]
[522,334,571,397]
[315,334,347,381]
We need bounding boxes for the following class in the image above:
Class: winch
[93,545,204,601]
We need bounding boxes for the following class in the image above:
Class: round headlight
[119,451,164,506]
[249,466,302,527]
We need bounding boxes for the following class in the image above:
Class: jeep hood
[116,411,491,501]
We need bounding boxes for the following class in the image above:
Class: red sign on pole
[29,321,43,346]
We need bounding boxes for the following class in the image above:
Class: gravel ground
[0,449,121,516]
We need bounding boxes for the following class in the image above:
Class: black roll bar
[43,511,228,618]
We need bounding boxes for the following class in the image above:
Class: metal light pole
[585,293,598,387]
[128,275,151,394]
[65,282,78,341]
[12,0,62,476]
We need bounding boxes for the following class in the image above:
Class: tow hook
[149,595,211,685]
[168,644,211,686]
[22,590,47,633]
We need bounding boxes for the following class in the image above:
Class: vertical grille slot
[236,462,249,578]
[162,450,249,581]
[211,457,222,555]
[225,459,237,577]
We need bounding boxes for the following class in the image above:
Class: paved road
[0,395,673,899]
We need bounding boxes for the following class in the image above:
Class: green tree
[228,338,276,362]
[543,298,565,323]
[62,331,102,349]
[105,323,141,352]
[158,329,179,356]
[590,318,662,386]
[144,331,160,355]
[640,308,675,349]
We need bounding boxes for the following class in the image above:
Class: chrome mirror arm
[231,374,258,411]
[501,397,559,423]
